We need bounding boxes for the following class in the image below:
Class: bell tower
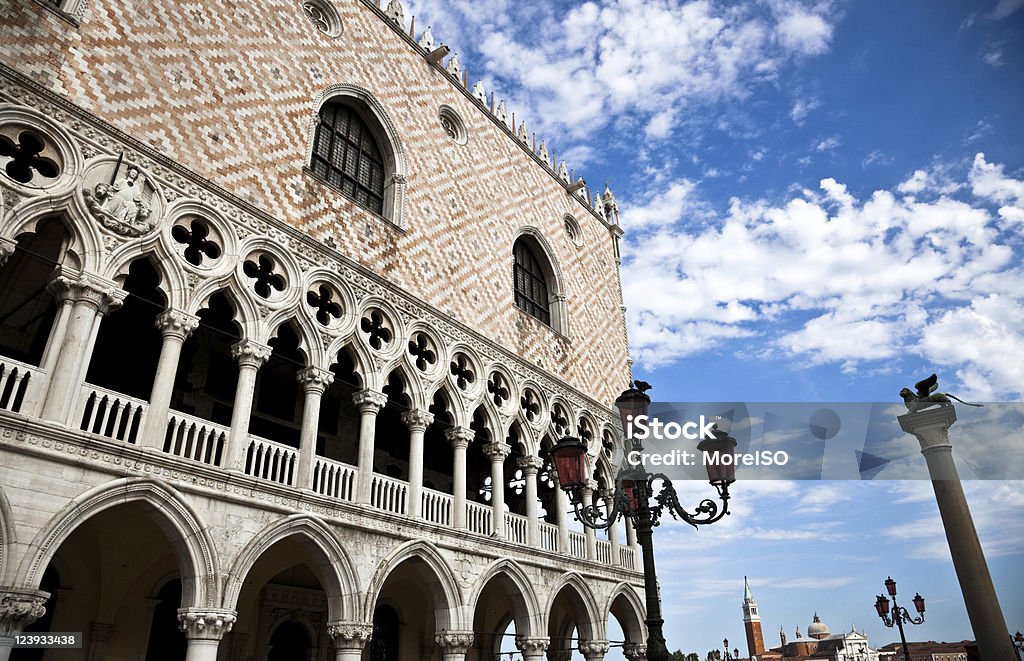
[743,576,766,659]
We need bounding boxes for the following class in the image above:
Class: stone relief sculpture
[899,373,983,412]
[84,159,157,237]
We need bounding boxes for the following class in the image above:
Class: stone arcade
[0,0,646,659]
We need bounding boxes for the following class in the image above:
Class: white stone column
[353,389,388,503]
[402,410,434,519]
[581,479,598,560]
[518,456,543,547]
[483,441,511,538]
[446,427,474,529]
[622,643,648,661]
[32,279,74,415]
[327,621,373,661]
[296,367,334,489]
[625,516,638,548]
[898,406,1017,661]
[435,631,474,661]
[177,609,236,661]
[579,640,610,661]
[141,309,200,449]
[516,636,550,661]
[601,487,621,566]
[0,588,48,661]
[553,476,570,554]
[224,340,272,470]
[39,277,125,425]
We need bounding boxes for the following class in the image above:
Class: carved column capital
[155,309,201,341]
[0,236,17,266]
[63,275,126,314]
[898,406,957,454]
[296,366,334,394]
[230,339,272,370]
[445,426,474,449]
[516,455,543,474]
[483,441,511,460]
[582,478,599,493]
[176,608,237,641]
[515,635,550,653]
[578,640,610,659]
[434,631,474,653]
[0,588,49,635]
[401,409,434,432]
[327,621,374,650]
[352,388,388,414]
[622,643,648,660]
[599,487,616,504]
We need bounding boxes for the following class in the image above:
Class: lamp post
[549,382,736,661]
[1013,630,1023,661]
[723,639,739,660]
[873,577,925,661]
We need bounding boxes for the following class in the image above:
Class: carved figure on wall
[85,159,156,236]
[899,373,983,412]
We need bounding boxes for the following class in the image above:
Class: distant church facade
[0,0,646,660]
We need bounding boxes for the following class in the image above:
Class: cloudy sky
[403,0,1023,657]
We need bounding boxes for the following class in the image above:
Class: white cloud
[790,96,820,124]
[776,7,834,55]
[814,135,841,151]
[990,0,1024,19]
[982,49,1004,67]
[621,155,1024,397]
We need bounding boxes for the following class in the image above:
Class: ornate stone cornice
[176,609,237,640]
[352,389,388,413]
[516,455,543,473]
[155,308,201,341]
[0,588,49,635]
[327,621,374,650]
[445,426,474,449]
[401,409,434,432]
[434,631,474,653]
[296,366,334,393]
[230,339,272,369]
[483,441,511,460]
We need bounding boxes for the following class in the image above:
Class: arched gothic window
[513,237,551,325]
[312,101,386,215]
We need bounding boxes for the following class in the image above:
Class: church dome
[807,612,830,639]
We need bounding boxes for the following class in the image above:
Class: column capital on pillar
[352,388,388,413]
[297,366,335,394]
[516,455,543,474]
[579,640,610,659]
[0,236,16,266]
[0,588,49,635]
[327,621,374,650]
[230,339,272,369]
[622,643,648,660]
[176,608,237,641]
[515,636,550,654]
[445,426,474,449]
[401,409,434,432]
[51,274,127,314]
[483,441,511,460]
[898,406,957,453]
[434,631,474,653]
[582,478,599,493]
[599,487,616,503]
[155,308,201,341]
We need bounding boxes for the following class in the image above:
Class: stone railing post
[0,588,49,661]
[898,405,1016,661]
[515,636,550,661]
[327,621,373,661]
[402,410,433,518]
[141,309,200,448]
[518,456,543,547]
[483,441,511,538]
[446,427,474,529]
[353,389,388,502]
[435,631,474,661]
[296,367,334,489]
[176,609,236,661]
[224,340,272,470]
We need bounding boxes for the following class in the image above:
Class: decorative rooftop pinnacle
[418,25,434,49]
[744,575,754,601]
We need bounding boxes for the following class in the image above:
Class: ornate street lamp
[723,638,739,660]
[1013,630,1024,661]
[873,577,925,661]
[549,382,736,661]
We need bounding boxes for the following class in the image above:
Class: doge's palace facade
[0,1,646,660]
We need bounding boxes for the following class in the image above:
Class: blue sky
[403,0,1024,657]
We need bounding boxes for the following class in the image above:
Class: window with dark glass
[513,238,551,324]
[311,102,385,215]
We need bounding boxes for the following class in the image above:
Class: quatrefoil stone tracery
[306,284,342,326]
[488,372,510,406]
[360,310,392,350]
[408,332,437,371]
[521,389,540,422]
[450,353,475,390]
[172,219,221,267]
[242,254,286,299]
[0,130,59,184]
